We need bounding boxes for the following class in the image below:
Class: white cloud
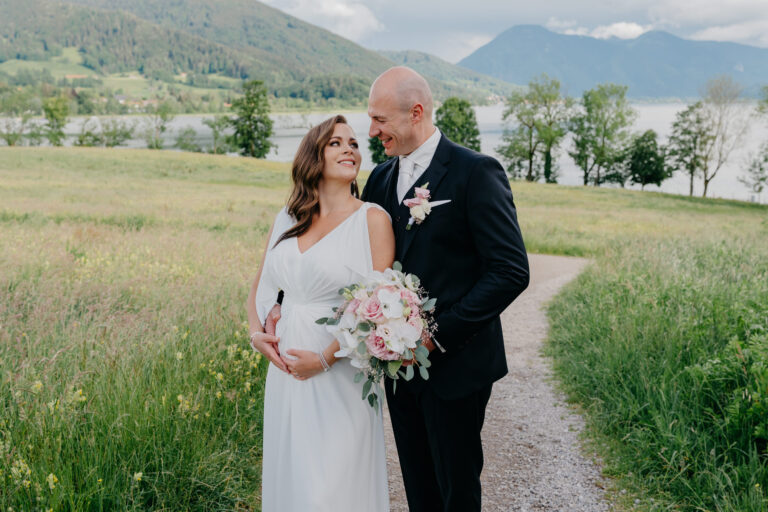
[548,19,651,40]
[690,19,768,47]
[591,22,651,39]
[262,0,384,43]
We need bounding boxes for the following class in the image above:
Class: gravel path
[383,254,612,511]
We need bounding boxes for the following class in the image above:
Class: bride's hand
[250,332,289,373]
[284,349,324,380]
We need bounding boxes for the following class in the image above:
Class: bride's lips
[338,158,356,167]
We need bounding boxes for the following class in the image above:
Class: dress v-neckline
[295,204,365,256]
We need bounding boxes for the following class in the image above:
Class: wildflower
[244,382,251,392]
[132,472,142,482]
[22,479,30,489]
[216,372,224,382]
[46,473,58,490]
[176,352,183,361]
[31,380,43,394]
[216,391,222,399]
[97,478,102,483]
[181,331,188,341]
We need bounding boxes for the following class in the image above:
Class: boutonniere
[403,183,451,230]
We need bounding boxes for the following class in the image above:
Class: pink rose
[365,333,401,361]
[403,197,421,208]
[414,187,430,200]
[357,296,384,322]
[345,299,361,315]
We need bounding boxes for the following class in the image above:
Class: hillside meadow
[1,147,767,510]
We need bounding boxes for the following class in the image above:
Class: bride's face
[322,123,361,184]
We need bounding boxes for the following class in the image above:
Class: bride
[246,115,394,511]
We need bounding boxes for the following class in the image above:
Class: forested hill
[0,0,267,80]
[0,0,511,103]
[59,0,394,82]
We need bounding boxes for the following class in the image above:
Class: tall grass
[546,237,768,510]
[2,147,767,509]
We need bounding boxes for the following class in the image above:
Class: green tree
[143,101,175,150]
[568,83,636,186]
[0,89,35,146]
[667,101,712,197]
[101,118,135,147]
[368,137,388,165]
[42,95,70,146]
[229,80,273,158]
[435,97,480,152]
[498,75,573,183]
[739,142,768,197]
[622,130,671,190]
[175,127,202,153]
[203,115,232,154]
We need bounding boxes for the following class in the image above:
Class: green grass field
[1,147,767,510]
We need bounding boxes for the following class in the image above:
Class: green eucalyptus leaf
[419,365,430,380]
[387,360,402,377]
[393,261,402,272]
[362,379,372,400]
[353,371,365,383]
[315,317,328,325]
[422,297,437,312]
[405,364,414,381]
[357,322,371,332]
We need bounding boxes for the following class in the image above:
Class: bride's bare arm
[285,207,395,380]
[247,221,289,373]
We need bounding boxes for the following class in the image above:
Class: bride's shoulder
[363,202,392,237]
[362,201,390,220]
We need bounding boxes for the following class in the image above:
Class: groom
[361,66,529,511]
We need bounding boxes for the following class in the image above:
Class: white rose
[410,204,426,221]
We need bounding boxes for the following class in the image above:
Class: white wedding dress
[255,202,390,512]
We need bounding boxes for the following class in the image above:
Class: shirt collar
[399,128,441,171]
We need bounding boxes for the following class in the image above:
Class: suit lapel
[397,135,452,262]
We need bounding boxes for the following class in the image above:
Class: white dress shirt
[397,128,441,203]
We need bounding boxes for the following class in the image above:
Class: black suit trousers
[385,378,493,512]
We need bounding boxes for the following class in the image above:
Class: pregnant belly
[275,301,338,355]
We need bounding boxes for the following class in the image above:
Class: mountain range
[2,1,768,101]
[459,25,768,98]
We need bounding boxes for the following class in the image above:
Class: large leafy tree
[667,101,712,197]
[623,130,671,190]
[568,83,636,186]
[229,80,273,158]
[435,97,480,152]
[42,95,70,146]
[497,75,572,183]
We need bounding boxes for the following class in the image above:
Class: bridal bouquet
[316,262,435,409]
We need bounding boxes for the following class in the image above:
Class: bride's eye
[351,142,359,149]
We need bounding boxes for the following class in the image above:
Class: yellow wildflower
[216,372,224,382]
[132,472,142,482]
[215,391,222,399]
[176,352,183,361]
[46,473,58,490]
[31,380,43,394]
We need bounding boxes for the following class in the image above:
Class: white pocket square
[428,200,451,207]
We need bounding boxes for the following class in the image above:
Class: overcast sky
[260,0,768,63]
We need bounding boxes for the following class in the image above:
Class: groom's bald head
[368,67,436,157]
[370,66,434,118]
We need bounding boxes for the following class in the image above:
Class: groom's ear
[410,103,425,123]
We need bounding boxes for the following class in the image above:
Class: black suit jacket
[361,134,529,400]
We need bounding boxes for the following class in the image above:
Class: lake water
[43,103,768,203]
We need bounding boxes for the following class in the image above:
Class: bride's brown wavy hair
[275,114,360,246]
